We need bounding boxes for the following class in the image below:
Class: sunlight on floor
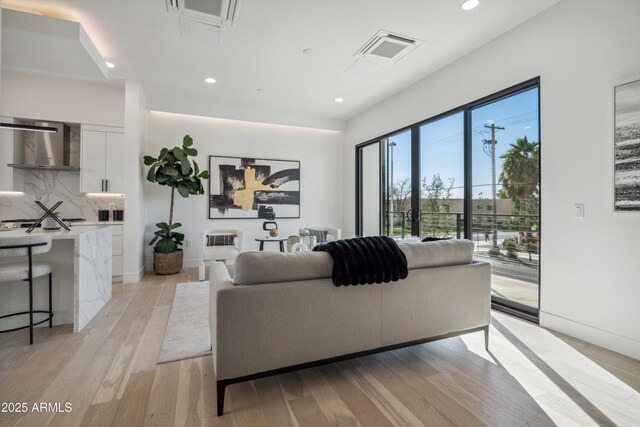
[459,312,640,426]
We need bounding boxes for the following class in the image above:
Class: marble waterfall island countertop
[0,226,112,332]
[2,226,109,239]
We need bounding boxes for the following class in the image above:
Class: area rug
[158,281,212,364]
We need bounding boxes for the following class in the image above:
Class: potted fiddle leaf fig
[144,135,209,275]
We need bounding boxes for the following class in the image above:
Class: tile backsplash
[0,169,124,221]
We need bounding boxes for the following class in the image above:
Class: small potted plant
[144,135,209,275]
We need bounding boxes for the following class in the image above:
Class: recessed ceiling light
[205,77,216,84]
[334,97,344,103]
[303,48,315,55]
[105,61,115,69]
[461,0,479,10]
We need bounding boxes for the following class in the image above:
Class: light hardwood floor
[1,268,639,426]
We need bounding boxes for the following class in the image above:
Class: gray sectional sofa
[209,239,491,415]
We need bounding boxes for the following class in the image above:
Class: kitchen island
[0,226,112,332]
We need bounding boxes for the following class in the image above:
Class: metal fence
[383,211,540,246]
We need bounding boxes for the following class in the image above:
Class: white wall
[0,7,3,103]
[145,111,343,269]
[146,85,346,132]
[123,81,147,283]
[343,0,640,359]
[0,69,124,126]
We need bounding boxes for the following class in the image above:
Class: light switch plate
[574,203,584,219]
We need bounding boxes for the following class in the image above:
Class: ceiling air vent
[347,30,423,73]
[166,0,239,41]
[166,0,239,25]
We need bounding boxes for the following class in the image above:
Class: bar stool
[0,234,53,345]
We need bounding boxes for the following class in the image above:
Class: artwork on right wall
[614,78,640,210]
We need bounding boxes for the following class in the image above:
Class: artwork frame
[614,78,640,211]
[208,155,301,219]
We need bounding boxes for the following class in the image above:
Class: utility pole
[484,123,504,249]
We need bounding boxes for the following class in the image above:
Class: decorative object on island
[27,201,70,233]
[144,135,210,275]
[42,212,62,230]
[208,155,300,219]
[614,78,640,210]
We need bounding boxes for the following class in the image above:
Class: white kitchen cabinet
[0,117,17,191]
[0,117,23,191]
[80,125,125,193]
[110,224,124,280]
[80,130,105,193]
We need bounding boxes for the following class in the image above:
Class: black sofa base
[216,324,489,416]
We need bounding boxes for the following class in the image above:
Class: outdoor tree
[385,178,412,236]
[421,174,455,237]
[498,136,539,212]
[499,136,540,233]
[392,178,412,215]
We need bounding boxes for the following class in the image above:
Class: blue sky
[387,87,539,199]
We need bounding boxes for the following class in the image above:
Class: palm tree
[499,136,539,212]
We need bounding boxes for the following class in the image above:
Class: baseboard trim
[540,311,640,360]
[123,266,145,284]
[182,258,199,268]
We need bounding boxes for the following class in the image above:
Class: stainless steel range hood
[6,121,80,171]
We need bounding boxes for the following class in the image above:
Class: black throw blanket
[313,236,408,286]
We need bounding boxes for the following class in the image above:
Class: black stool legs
[28,249,34,345]
[49,273,53,328]
[25,272,54,344]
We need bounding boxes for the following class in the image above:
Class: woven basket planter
[153,250,183,275]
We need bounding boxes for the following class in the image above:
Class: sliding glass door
[471,87,540,315]
[356,78,540,319]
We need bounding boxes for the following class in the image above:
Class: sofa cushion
[234,251,333,285]
[397,239,474,269]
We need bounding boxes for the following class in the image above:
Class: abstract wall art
[209,156,300,219]
[614,79,640,210]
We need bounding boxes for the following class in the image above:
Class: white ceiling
[2,0,561,129]
[2,8,108,80]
